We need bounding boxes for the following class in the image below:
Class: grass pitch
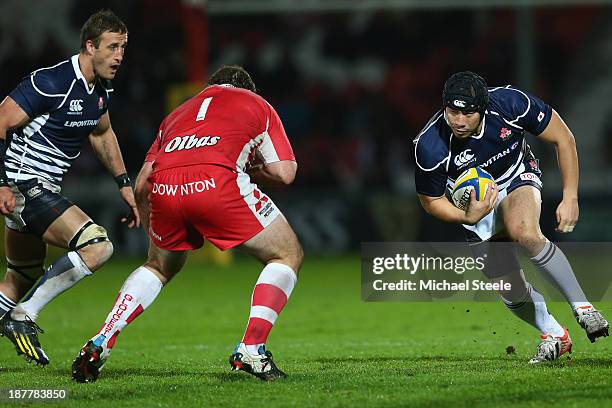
[0,255,611,407]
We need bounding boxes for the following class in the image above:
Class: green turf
[0,255,611,407]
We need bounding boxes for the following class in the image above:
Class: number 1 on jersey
[196,97,213,122]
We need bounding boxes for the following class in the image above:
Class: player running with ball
[414,71,608,363]
[71,65,303,382]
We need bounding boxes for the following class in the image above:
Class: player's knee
[517,233,545,255]
[281,239,304,273]
[506,224,544,253]
[69,222,113,271]
[78,240,114,272]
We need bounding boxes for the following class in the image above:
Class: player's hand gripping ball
[451,167,495,211]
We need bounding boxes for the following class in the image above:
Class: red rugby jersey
[145,85,295,173]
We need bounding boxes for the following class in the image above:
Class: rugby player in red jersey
[72,65,303,382]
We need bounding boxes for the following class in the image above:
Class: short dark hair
[207,65,256,92]
[80,10,128,51]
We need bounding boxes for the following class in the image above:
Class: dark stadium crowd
[0,1,604,193]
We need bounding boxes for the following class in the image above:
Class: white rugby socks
[91,266,163,352]
[12,252,92,321]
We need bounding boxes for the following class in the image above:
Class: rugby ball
[451,167,495,211]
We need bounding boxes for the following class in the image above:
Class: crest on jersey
[453,148,476,169]
[98,97,104,110]
[499,127,512,140]
[68,99,83,114]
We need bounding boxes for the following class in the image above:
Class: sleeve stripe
[490,86,531,125]
[413,113,443,143]
[30,74,67,98]
[259,131,280,163]
[414,142,450,171]
[501,115,523,130]
[414,114,451,172]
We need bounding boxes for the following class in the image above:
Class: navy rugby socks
[0,290,17,317]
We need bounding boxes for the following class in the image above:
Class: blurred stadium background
[1,0,611,255]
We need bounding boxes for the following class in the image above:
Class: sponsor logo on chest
[480,141,520,168]
[164,134,221,153]
[64,119,100,127]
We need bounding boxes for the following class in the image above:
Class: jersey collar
[71,54,96,95]
[470,113,486,139]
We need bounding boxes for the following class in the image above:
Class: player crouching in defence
[72,65,303,382]
[414,72,608,364]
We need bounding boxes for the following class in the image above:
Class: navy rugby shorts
[5,178,73,236]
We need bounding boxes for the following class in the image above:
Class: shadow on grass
[212,372,267,383]
[102,367,206,379]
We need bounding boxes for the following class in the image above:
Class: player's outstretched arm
[0,96,30,215]
[247,160,297,187]
[537,109,579,233]
[418,184,498,226]
[89,112,139,228]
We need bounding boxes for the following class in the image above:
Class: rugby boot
[528,326,572,364]
[229,343,287,381]
[0,312,49,366]
[575,306,609,343]
[72,338,109,383]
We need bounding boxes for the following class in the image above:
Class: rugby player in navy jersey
[0,10,138,366]
[414,71,608,363]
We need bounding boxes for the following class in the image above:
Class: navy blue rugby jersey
[6,55,112,186]
[414,86,553,197]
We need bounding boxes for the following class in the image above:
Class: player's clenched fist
[555,197,579,233]
[0,186,16,215]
